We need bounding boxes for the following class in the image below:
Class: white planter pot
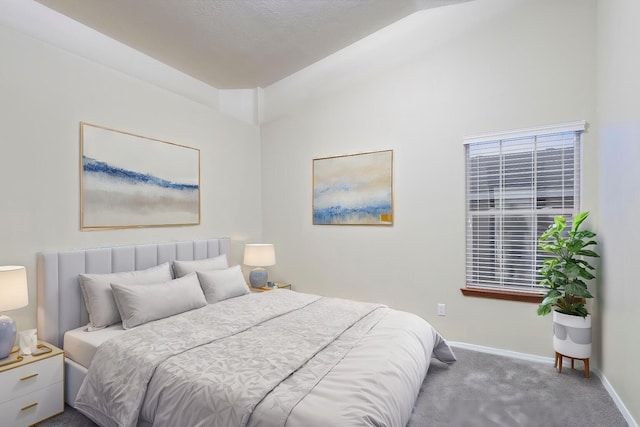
[552,311,592,359]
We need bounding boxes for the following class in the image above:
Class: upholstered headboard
[37,238,230,348]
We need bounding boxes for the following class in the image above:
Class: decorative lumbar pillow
[196,265,250,304]
[111,274,207,329]
[79,263,173,331]
[172,254,228,278]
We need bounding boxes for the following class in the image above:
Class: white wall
[261,0,597,356]
[0,19,262,331]
[597,0,640,422]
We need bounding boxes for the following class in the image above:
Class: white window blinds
[464,122,584,293]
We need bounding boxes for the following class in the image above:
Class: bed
[37,238,455,427]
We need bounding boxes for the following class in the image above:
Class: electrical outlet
[437,303,446,316]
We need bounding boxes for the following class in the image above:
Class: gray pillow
[79,263,173,331]
[111,274,207,329]
[196,265,250,304]
[172,254,228,277]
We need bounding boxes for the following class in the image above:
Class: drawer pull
[21,402,38,411]
[20,373,39,381]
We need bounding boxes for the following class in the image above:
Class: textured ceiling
[34,0,470,89]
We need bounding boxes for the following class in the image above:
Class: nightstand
[0,341,64,427]
[250,282,292,292]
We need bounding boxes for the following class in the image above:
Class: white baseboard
[596,369,639,427]
[448,341,638,427]
[448,341,555,364]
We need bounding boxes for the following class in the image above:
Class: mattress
[63,323,126,369]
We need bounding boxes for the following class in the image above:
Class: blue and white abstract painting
[81,123,200,229]
[313,150,393,225]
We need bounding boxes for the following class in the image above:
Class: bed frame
[36,238,230,405]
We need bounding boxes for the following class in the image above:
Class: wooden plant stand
[555,351,590,378]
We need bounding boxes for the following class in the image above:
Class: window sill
[460,287,543,303]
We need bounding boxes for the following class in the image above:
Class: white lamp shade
[243,244,276,267]
[0,266,29,311]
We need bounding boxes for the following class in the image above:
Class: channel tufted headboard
[37,238,230,348]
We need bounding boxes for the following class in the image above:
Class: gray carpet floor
[38,348,629,426]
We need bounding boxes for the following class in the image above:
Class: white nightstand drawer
[0,354,64,403]
[0,381,64,427]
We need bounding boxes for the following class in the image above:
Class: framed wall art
[313,149,393,226]
[80,122,200,230]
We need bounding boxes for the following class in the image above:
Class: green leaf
[540,290,561,306]
[561,302,589,318]
[578,270,595,280]
[539,229,559,243]
[575,230,597,239]
[581,239,599,248]
[567,240,585,252]
[577,249,599,257]
[574,306,589,318]
[539,244,560,253]
[537,304,553,316]
[565,282,593,298]
[564,262,581,278]
[571,211,589,232]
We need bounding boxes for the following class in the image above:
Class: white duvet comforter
[75,290,455,427]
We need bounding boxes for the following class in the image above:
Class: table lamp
[0,266,29,359]
[243,244,276,288]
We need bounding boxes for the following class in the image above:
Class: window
[464,122,585,297]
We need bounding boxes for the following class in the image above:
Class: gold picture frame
[313,150,393,226]
[80,122,200,230]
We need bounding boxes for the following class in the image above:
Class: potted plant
[537,211,599,361]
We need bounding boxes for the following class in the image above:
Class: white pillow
[79,263,173,331]
[196,265,250,304]
[111,274,207,329]
[173,254,228,277]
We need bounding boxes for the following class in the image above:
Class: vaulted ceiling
[35,0,471,89]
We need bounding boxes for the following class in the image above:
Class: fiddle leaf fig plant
[537,211,599,318]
